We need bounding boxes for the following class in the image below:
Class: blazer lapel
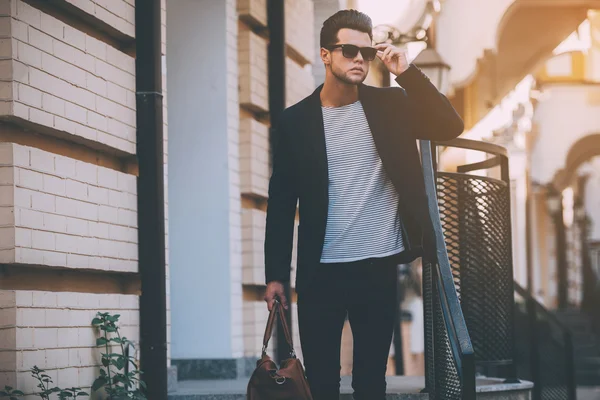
[358,83,404,194]
[304,85,329,195]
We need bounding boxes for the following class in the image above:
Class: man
[263,9,463,400]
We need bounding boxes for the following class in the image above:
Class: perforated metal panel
[436,172,515,365]
[423,261,436,397]
[433,277,462,400]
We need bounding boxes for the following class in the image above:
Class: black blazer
[264,64,464,295]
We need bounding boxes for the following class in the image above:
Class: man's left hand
[375,43,410,76]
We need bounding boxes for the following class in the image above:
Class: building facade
[0,0,343,394]
[4,0,600,396]
[0,0,169,394]
[435,1,600,312]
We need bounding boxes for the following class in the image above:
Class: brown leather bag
[246,299,313,399]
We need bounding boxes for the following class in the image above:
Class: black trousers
[297,255,398,400]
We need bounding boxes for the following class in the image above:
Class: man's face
[322,28,372,85]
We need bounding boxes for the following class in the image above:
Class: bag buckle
[269,370,287,385]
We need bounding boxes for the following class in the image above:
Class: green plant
[30,366,60,399]
[0,312,146,399]
[56,388,89,400]
[0,386,24,400]
[91,313,146,399]
[0,367,87,399]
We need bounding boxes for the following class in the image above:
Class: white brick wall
[242,301,303,364]
[286,57,315,108]
[290,303,302,362]
[286,0,315,64]
[242,208,298,287]
[0,290,139,395]
[237,1,313,361]
[242,301,275,358]
[242,208,265,285]
[238,25,268,113]
[0,0,173,387]
[0,290,17,379]
[290,224,298,286]
[0,143,138,272]
[0,0,137,154]
[64,0,134,39]
[0,142,16,261]
[239,117,269,198]
[237,0,267,29]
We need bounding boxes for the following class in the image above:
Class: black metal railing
[582,243,600,337]
[514,282,577,400]
[426,138,518,380]
[420,140,476,400]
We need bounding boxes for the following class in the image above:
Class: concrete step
[167,376,533,400]
[576,386,600,400]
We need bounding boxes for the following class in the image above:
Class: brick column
[0,0,170,394]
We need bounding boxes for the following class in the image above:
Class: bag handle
[262,299,296,358]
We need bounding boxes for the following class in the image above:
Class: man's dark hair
[320,9,373,48]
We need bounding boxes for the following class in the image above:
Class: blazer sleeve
[394,64,464,141]
[264,114,298,285]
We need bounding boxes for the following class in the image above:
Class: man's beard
[332,64,366,85]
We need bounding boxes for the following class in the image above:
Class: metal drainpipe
[266,0,290,365]
[135,0,167,397]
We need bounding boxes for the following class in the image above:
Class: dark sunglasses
[326,44,378,61]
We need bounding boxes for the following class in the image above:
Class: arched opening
[553,134,600,190]
[543,134,600,312]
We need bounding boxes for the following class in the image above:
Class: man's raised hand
[375,43,410,76]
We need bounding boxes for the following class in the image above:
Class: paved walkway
[170,376,427,399]
[169,376,533,399]
[172,376,426,395]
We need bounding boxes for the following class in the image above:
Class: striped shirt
[320,100,404,263]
